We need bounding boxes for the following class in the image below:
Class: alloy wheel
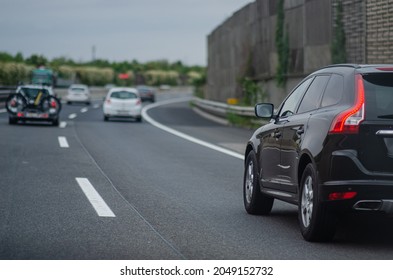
[245,161,254,204]
[301,175,313,228]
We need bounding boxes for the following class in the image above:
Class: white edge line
[192,106,229,126]
[76,177,116,218]
[58,136,69,148]
[141,97,244,160]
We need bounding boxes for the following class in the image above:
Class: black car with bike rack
[5,84,61,126]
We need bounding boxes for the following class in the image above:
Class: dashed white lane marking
[76,177,116,218]
[68,113,77,119]
[93,104,100,109]
[59,121,67,128]
[142,98,244,160]
[58,136,69,148]
[81,107,88,113]
[0,109,6,114]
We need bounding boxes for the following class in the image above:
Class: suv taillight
[329,74,365,134]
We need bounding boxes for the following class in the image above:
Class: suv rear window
[363,73,393,120]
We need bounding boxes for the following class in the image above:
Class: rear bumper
[103,106,142,117]
[66,95,90,102]
[9,111,58,122]
[140,95,155,102]
[329,149,393,180]
[320,180,393,214]
[319,149,393,213]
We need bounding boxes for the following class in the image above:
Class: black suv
[244,64,393,242]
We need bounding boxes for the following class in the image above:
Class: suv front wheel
[243,151,274,215]
[299,163,336,242]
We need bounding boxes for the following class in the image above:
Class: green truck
[31,67,56,86]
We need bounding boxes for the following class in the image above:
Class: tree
[25,54,48,67]
[331,0,346,64]
[14,52,24,63]
[275,0,289,87]
[0,52,14,62]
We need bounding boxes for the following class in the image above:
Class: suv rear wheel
[299,163,336,241]
[243,151,274,215]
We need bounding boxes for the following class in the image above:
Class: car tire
[298,163,336,242]
[243,151,274,215]
[104,115,109,121]
[52,118,59,126]
[136,116,142,122]
[8,116,17,125]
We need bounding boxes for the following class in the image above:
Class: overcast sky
[0,0,253,66]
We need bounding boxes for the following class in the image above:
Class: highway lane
[0,108,182,259]
[1,91,393,259]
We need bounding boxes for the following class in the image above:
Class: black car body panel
[244,64,393,241]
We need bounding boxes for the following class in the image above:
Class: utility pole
[92,45,96,62]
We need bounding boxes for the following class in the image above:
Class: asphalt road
[1,90,393,260]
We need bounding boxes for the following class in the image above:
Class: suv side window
[321,74,344,107]
[279,78,313,117]
[297,75,330,114]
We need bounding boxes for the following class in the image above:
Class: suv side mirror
[255,103,274,119]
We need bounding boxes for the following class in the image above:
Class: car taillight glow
[328,191,357,200]
[136,99,141,105]
[50,100,57,108]
[105,99,111,104]
[329,74,365,134]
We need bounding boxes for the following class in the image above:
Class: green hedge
[75,67,114,86]
[0,62,33,85]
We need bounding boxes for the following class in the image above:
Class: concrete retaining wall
[207,0,393,106]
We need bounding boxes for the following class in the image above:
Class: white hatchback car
[103,87,142,122]
[66,84,91,105]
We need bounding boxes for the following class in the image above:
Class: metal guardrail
[0,86,17,109]
[192,97,255,118]
[0,86,16,98]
